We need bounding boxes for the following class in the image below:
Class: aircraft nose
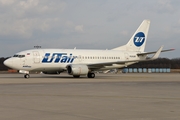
[3,59,13,68]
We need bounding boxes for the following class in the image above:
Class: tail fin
[113,20,150,52]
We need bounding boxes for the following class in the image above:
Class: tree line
[0,57,180,71]
[0,57,9,71]
[129,58,180,68]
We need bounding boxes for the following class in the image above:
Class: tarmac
[0,73,180,120]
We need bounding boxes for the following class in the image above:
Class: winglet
[150,46,163,60]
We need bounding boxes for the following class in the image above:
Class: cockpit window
[19,55,25,58]
[13,55,18,57]
[13,55,25,58]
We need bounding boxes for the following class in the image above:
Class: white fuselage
[5,49,142,72]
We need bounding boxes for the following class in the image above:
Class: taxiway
[0,73,180,120]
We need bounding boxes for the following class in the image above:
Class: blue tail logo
[133,32,145,47]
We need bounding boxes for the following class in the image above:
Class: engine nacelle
[42,71,61,74]
[67,64,89,75]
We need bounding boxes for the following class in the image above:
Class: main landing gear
[87,72,95,78]
[73,75,80,78]
[72,73,95,78]
[24,74,30,79]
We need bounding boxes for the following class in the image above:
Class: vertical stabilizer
[113,20,150,52]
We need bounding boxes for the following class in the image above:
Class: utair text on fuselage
[42,53,77,63]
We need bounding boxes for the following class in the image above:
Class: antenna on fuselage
[34,45,41,49]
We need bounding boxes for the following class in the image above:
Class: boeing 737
[4,20,173,78]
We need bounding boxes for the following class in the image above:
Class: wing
[87,46,171,69]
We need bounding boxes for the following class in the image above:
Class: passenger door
[33,51,40,63]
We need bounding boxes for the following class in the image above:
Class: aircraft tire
[73,75,80,78]
[24,74,30,79]
[88,73,95,78]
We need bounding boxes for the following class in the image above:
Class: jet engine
[67,64,89,76]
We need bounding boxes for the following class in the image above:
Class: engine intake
[67,64,89,75]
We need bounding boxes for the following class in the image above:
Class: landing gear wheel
[73,75,80,78]
[24,74,30,79]
[88,73,95,78]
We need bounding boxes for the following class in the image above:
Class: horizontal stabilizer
[137,48,174,56]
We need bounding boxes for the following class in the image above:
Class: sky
[0,0,179,58]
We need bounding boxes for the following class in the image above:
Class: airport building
[122,68,171,73]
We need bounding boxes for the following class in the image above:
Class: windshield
[13,54,25,58]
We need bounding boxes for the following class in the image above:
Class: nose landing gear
[19,70,30,79]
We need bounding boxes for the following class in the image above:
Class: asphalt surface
[0,73,180,120]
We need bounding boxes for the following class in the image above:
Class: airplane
[3,20,174,78]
